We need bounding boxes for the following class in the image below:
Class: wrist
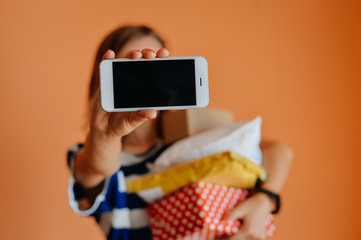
[255,192,274,213]
[78,130,122,179]
[86,129,122,159]
[255,188,281,214]
[89,127,122,143]
[86,129,122,161]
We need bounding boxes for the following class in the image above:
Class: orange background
[0,0,360,239]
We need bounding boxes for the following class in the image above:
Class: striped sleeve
[67,143,113,216]
[101,171,152,239]
[66,143,155,239]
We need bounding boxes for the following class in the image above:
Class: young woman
[67,25,293,240]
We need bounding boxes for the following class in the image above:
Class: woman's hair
[88,26,165,104]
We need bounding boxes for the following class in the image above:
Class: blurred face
[116,35,164,58]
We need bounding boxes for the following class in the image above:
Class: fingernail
[150,114,157,119]
[150,111,158,119]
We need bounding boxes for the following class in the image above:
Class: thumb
[226,202,248,220]
[128,110,157,129]
[137,109,157,120]
[110,110,157,137]
[121,110,157,134]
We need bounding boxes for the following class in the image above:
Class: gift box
[148,182,275,240]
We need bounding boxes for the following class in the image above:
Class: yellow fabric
[126,152,266,195]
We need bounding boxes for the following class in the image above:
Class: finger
[156,48,170,58]
[229,224,266,240]
[141,48,156,59]
[124,50,142,59]
[102,49,115,60]
[226,202,248,220]
[230,233,264,240]
[138,109,157,120]
[229,229,248,240]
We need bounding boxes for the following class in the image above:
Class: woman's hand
[224,140,292,239]
[226,193,274,240]
[90,48,170,137]
[74,48,170,189]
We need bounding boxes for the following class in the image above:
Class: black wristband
[256,188,281,214]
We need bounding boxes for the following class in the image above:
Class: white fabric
[112,208,131,229]
[149,117,262,173]
[110,208,151,229]
[98,208,150,234]
[137,187,165,203]
[117,171,127,192]
[129,209,151,229]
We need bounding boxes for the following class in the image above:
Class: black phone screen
[112,59,196,108]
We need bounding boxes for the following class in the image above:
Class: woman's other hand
[226,193,274,240]
[225,140,293,239]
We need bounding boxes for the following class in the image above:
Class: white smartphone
[99,56,209,112]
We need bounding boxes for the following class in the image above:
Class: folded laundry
[152,116,263,171]
[127,152,266,203]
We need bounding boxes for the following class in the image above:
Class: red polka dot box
[148,182,275,240]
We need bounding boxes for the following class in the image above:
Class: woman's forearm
[260,140,293,193]
[74,129,122,188]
